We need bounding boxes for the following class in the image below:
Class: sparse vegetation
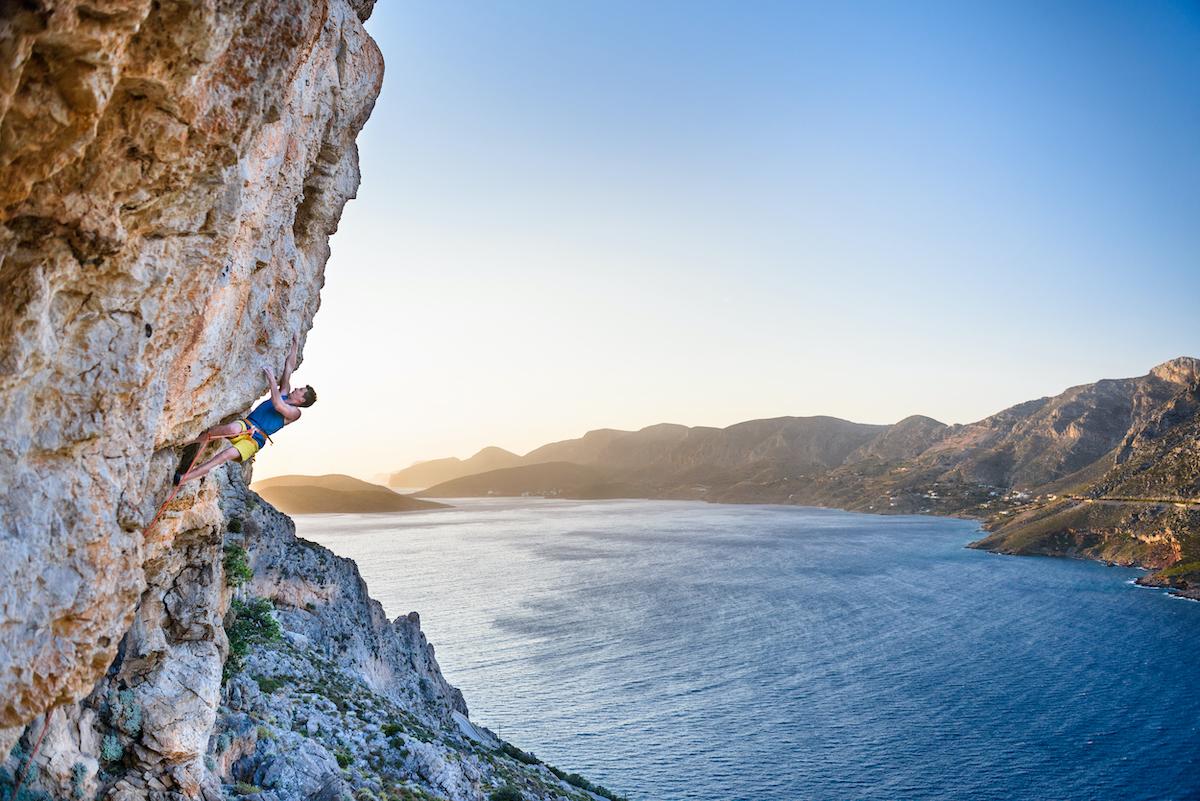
[255,674,291,694]
[546,765,627,801]
[100,734,123,764]
[385,784,444,801]
[489,784,523,801]
[223,543,253,587]
[1159,560,1200,578]
[498,742,540,765]
[70,761,87,800]
[103,688,142,737]
[223,597,282,680]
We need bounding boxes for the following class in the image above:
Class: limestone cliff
[0,5,625,799]
[0,0,385,789]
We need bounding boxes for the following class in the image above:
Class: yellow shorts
[229,420,262,462]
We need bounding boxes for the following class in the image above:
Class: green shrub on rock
[223,597,282,680]
[489,785,523,801]
[254,675,290,694]
[546,764,627,801]
[70,761,87,800]
[223,544,253,587]
[100,734,123,764]
[497,742,539,765]
[103,688,142,737]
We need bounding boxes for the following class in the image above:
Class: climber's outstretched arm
[280,335,298,396]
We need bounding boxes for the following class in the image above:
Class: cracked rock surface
[0,0,382,738]
[0,4,627,799]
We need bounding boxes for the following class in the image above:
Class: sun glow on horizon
[252,1,1200,481]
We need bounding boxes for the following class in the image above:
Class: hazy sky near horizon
[255,1,1200,481]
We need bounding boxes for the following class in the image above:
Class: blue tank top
[247,394,290,438]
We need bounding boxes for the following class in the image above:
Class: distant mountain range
[387,446,523,489]
[252,474,447,515]
[392,358,1200,593]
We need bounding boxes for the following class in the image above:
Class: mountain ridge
[407,358,1200,594]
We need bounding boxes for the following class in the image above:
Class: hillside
[421,462,634,499]
[973,364,1200,595]
[388,446,522,488]
[413,358,1200,588]
[251,474,447,514]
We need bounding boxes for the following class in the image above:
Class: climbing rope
[11,707,53,799]
[143,436,209,535]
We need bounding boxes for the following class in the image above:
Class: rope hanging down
[11,707,54,799]
[144,436,208,535]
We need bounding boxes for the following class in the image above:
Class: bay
[297,498,1200,801]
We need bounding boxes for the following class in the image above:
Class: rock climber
[174,335,316,485]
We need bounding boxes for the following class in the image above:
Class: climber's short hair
[294,386,317,407]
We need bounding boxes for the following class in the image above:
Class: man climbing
[174,336,316,485]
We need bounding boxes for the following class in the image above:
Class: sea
[296,498,1200,801]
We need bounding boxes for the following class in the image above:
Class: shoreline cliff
[0,2,620,798]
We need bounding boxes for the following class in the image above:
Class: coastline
[395,490,1200,601]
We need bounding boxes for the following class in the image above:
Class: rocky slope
[412,359,1200,589]
[973,363,1200,594]
[2,467,625,801]
[219,474,622,801]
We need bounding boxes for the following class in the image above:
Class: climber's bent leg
[178,445,241,485]
[200,421,245,440]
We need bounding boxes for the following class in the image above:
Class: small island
[251,474,449,515]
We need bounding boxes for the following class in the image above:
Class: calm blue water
[296,499,1200,801]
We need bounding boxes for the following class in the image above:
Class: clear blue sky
[258,0,1200,480]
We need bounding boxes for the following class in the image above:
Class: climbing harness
[239,418,274,446]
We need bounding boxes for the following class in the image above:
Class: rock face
[207,476,606,801]
[0,7,625,799]
[0,0,380,781]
